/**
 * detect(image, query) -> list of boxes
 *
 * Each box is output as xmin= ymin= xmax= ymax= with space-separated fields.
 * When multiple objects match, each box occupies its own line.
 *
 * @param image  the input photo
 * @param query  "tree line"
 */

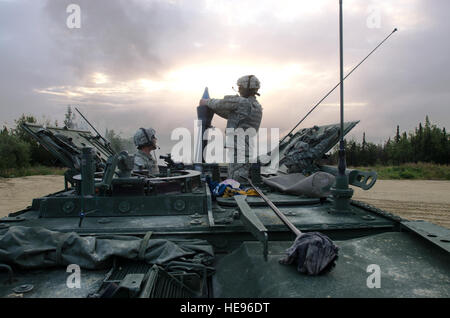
xmin=1 ymin=111 xmax=448 ymax=172
xmin=329 ymin=116 xmax=449 ymax=166
xmin=0 ymin=115 xmax=61 ymax=171
xmin=0 ymin=107 xmax=134 ymax=172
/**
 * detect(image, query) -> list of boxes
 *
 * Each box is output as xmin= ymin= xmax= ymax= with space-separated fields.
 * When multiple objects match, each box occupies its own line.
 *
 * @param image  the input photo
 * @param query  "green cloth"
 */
xmin=0 ymin=226 xmax=214 ymax=270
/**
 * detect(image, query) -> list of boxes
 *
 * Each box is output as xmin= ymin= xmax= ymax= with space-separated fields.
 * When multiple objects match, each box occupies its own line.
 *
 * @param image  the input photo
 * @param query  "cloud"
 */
xmin=0 ymin=0 xmax=449 ymax=153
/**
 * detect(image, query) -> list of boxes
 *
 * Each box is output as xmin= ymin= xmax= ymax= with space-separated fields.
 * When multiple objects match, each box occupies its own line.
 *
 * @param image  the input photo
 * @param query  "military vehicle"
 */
xmin=0 ymin=113 xmax=448 ymax=299
xmin=0 ymin=2 xmax=449 ymax=299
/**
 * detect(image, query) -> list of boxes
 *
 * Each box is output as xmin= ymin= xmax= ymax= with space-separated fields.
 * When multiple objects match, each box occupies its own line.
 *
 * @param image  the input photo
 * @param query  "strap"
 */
xmin=140 ymin=128 xmax=151 ymax=145
xmin=247 ymin=75 xmax=254 ymax=89
xmin=56 ymin=233 xmax=72 ymax=265
xmin=138 ymin=231 xmax=153 ymax=260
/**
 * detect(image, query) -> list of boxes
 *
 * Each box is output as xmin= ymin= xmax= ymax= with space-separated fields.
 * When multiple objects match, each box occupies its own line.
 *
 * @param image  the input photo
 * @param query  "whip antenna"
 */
xmin=281 ymin=27 xmax=397 ymax=144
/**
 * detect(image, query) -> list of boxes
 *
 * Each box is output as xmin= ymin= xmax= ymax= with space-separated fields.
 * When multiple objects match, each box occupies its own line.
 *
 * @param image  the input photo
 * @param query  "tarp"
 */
xmin=0 ymin=226 xmax=214 ymax=270
xmin=262 ymin=172 xmax=335 ymax=198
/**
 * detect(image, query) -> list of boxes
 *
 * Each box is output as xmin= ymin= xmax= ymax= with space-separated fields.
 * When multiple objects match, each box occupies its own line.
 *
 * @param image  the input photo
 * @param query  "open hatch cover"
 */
xmin=261 ymin=121 xmax=359 ymax=174
xmin=21 ymin=123 xmax=115 ymax=171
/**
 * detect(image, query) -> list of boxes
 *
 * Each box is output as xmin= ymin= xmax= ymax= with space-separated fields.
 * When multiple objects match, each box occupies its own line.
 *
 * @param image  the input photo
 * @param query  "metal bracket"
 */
xmin=320 ymin=165 xmax=377 ymax=190
xmin=234 ymin=195 xmax=268 ymax=261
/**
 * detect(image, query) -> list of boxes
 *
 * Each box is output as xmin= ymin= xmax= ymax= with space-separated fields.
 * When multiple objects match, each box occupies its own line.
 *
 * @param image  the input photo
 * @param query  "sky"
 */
xmin=1 ymin=0 xmax=449 ymax=157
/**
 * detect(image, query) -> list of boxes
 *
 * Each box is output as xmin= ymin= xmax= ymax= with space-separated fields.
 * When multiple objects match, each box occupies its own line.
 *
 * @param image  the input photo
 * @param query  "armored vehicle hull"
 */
xmin=0 ymin=123 xmax=448 ymax=298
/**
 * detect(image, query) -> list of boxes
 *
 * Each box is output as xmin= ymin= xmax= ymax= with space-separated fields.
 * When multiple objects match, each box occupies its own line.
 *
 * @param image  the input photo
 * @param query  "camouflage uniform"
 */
xmin=205 ymin=77 xmax=263 ymax=181
xmin=134 ymin=150 xmax=159 ymax=174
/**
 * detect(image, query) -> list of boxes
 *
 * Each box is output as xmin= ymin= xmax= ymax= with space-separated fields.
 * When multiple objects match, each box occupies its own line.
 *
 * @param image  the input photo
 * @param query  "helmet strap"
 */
xmin=247 ymin=75 xmax=254 ymax=89
xmin=140 ymin=128 xmax=155 ymax=148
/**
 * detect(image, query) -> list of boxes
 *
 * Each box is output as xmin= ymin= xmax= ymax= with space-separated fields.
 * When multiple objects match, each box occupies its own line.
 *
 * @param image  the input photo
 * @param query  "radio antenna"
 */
xmin=280 ymin=27 xmax=397 ymax=144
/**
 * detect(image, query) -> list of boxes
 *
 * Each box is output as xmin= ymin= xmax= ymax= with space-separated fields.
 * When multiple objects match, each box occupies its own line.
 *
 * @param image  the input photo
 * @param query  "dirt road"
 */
xmin=352 ymin=180 xmax=450 ymax=229
xmin=0 ymin=176 xmax=449 ymax=228
xmin=0 ymin=175 xmax=65 ymax=217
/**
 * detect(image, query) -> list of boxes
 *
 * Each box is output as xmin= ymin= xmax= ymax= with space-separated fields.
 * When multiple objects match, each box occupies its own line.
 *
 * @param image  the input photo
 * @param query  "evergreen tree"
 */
xmin=423 ymin=116 xmax=432 ymax=161
xmin=1 ymin=126 xmax=8 ymax=136
xmin=443 ymin=127 xmax=449 ymax=164
xmin=361 ymin=132 xmax=368 ymax=165
xmin=64 ymin=105 xmax=77 ymax=129
xmin=417 ymin=122 xmax=424 ymax=162
xmin=395 ymin=125 xmax=400 ymax=143
xmin=330 ymin=115 xmax=449 ymax=166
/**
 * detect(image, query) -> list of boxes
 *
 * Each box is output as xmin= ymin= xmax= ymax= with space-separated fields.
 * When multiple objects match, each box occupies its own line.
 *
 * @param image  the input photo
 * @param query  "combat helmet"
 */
xmin=236 ymin=75 xmax=260 ymax=96
xmin=134 ymin=127 xmax=157 ymax=149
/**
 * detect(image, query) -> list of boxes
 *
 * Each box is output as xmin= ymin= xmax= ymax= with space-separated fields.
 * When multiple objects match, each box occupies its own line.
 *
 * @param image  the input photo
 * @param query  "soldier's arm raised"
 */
xmin=202 ymin=96 xmax=239 ymax=119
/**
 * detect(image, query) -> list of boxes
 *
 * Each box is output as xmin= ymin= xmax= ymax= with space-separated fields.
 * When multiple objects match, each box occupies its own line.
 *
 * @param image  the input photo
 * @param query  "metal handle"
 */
xmin=244 ymin=177 xmax=302 ymax=237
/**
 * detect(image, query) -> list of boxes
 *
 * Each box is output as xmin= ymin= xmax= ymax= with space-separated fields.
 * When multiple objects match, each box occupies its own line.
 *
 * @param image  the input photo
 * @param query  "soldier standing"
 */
xmin=133 ymin=127 xmax=159 ymax=174
xmin=199 ymin=75 xmax=263 ymax=181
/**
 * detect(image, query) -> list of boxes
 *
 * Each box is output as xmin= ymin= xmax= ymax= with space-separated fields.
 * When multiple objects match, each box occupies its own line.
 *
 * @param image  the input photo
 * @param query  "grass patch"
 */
xmin=0 ymin=165 xmax=66 ymax=178
xmin=350 ymin=163 xmax=450 ymax=180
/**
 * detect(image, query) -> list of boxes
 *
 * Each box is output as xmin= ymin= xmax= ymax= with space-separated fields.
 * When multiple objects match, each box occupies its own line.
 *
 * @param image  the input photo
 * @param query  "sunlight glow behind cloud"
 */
xmin=1 ymin=0 xmax=448 ymax=146
xmin=35 ymin=62 xmax=319 ymax=104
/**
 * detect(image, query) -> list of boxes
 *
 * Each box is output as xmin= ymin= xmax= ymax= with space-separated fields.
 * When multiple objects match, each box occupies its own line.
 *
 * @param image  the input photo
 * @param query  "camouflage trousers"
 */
xmin=226 ymin=143 xmax=253 ymax=183
xmin=227 ymin=163 xmax=252 ymax=183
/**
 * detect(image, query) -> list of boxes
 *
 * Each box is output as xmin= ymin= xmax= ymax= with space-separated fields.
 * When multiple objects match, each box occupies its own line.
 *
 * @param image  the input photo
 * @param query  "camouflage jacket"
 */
xmin=133 ymin=150 xmax=159 ymax=174
xmin=206 ymin=95 xmax=263 ymax=131
xmin=206 ymin=95 xmax=263 ymax=169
